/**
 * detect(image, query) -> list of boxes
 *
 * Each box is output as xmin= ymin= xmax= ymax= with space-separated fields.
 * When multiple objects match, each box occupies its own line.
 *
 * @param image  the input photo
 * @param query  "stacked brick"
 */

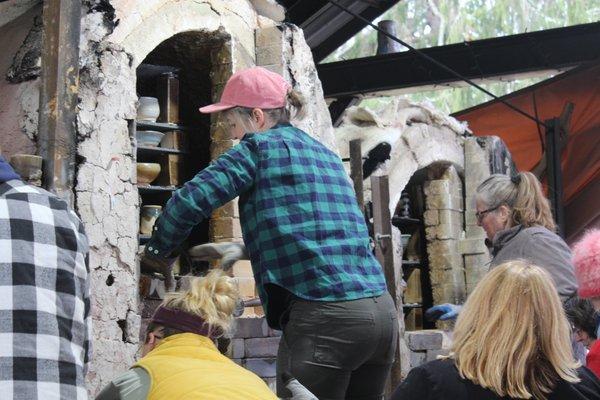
xmin=209 ymin=41 xmax=254 ymax=247
xmin=226 ymin=317 xmax=282 ymax=390
xmin=461 ymin=137 xmax=493 ymax=294
xmin=405 ymin=330 xmax=450 ymax=369
xmin=424 ymin=166 xmax=467 ymax=308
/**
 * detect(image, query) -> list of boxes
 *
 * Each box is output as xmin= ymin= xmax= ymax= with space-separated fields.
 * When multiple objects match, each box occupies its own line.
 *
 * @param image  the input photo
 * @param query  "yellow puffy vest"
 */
xmin=134 ymin=332 xmax=277 ymax=400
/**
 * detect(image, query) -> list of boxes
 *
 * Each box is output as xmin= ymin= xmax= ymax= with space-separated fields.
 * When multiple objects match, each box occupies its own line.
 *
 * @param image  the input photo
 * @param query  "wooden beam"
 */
xmin=371 ymin=175 xmax=403 ymax=392
xmin=37 ymin=0 xmax=81 ymax=203
xmin=349 ymin=139 xmax=364 ymax=210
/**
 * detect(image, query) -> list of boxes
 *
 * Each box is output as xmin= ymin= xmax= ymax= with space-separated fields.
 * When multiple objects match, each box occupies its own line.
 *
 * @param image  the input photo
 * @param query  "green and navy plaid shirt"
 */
xmin=146 ymin=124 xmax=386 ymax=324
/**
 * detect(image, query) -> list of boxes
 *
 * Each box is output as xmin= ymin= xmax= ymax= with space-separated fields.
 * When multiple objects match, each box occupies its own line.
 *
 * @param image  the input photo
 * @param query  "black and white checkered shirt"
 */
xmin=0 ymin=180 xmax=91 ymax=399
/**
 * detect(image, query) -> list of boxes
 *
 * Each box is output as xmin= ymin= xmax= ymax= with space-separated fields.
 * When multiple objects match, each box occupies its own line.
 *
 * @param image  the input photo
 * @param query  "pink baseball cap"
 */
xmin=199 ymin=67 xmax=291 ymax=113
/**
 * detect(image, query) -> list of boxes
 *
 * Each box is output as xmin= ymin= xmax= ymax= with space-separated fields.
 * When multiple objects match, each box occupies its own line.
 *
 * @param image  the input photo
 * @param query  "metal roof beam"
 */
xmin=279 ymin=0 xmax=400 ymax=62
xmin=317 ymin=22 xmax=600 ymax=98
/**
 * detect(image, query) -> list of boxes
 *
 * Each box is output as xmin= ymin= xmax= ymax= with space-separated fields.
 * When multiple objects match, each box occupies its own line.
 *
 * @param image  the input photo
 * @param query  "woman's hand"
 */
xmin=188 ymin=242 xmax=249 ymax=271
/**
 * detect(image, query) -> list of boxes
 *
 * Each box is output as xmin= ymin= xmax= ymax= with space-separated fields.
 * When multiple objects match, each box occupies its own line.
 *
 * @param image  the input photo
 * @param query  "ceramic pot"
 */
xmin=400 ymin=233 xmax=412 ymax=254
xmin=10 ymin=154 xmax=43 ymax=186
xmin=137 ymin=97 xmax=160 ymax=122
xmin=137 ymin=162 xmax=161 ymax=185
xmin=136 ymin=130 xmax=164 ymax=147
xmin=140 ymin=205 xmax=162 ymax=235
xmin=400 ymin=234 xmax=412 ymax=249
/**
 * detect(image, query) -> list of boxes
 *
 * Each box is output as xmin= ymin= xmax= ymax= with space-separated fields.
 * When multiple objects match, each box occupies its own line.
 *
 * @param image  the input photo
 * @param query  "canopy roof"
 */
xmin=453 ymin=62 xmax=600 ymax=242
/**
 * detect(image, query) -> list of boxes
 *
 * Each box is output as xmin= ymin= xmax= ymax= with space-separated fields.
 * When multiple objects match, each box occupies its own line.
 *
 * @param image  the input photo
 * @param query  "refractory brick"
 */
xmin=245 ymin=337 xmax=281 ymax=358
xmin=405 ymin=330 xmax=444 ymax=351
xmin=243 ymin=358 xmax=277 ymax=378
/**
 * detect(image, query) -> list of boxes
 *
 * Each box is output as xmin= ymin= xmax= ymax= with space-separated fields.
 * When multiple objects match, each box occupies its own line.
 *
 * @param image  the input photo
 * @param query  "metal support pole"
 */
xmin=376 ymin=20 xmax=403 ymax=55
xmin=545 ymin=119 xmax=562 ymax=235
xmin=349 ymin=139 xmax=364 ymax=211
xmin=544 ymin=103 xmax=573 ymax=237
xmin=38 ymin=0 xmax=81 ymax=204
xmin=371 ymin=175 xmax=402 ymax=393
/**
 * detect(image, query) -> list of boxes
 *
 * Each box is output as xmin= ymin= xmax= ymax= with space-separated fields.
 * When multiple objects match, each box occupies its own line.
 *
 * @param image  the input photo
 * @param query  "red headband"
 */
xmin=151 ymin=306 xmax=222 ymax=338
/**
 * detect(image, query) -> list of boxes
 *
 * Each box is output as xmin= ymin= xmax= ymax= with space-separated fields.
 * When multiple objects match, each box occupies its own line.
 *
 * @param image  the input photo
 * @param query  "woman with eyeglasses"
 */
xmin=426 ymin=171 xmax=577 ymax=321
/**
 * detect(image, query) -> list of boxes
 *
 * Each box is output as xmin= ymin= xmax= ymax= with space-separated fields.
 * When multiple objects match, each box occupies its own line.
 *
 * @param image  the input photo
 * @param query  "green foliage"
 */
xmin=323 ymin=0 xmax=600 ymax=113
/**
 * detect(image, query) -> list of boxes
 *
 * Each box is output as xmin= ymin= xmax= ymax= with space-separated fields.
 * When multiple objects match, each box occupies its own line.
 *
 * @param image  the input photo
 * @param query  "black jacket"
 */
xmin=392 ymin=359 xmax=600 ymax=400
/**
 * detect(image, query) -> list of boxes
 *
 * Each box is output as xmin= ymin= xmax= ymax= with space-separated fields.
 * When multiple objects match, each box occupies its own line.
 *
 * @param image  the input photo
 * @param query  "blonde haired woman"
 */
xmin=428 ymin=171 xmax=577 ymax=320
xmin=393 ymin=260 xmax=600 ymax=400
xmin=96 ymin=270 xmax=277 ymax=400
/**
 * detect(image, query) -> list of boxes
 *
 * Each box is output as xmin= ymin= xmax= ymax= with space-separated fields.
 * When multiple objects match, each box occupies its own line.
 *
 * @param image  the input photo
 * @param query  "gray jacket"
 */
xmin=490 ymin=224 xmax=577 ymax=300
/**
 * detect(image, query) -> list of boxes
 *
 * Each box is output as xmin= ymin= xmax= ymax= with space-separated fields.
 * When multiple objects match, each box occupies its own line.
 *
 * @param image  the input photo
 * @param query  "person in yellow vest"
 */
xmin=95 ymin=270 xmax=277 ymax=400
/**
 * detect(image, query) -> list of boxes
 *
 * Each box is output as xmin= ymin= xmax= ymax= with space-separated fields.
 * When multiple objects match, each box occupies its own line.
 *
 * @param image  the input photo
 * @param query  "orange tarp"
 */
xmin=453 ymin=62 xmax=600 ymax=240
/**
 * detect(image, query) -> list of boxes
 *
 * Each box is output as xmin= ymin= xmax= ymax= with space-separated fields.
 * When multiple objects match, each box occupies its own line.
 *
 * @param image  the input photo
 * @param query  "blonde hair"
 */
xmin=157 ymin=269 xmax=239 ymax=337
xmin=476 ymin=171 xmax=556 ymax=231
xmin=451 ymin=260 xmax=579 ymax=399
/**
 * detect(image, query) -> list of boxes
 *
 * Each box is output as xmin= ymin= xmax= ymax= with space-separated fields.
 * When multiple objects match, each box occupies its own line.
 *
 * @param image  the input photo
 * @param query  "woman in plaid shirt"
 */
xmin=145 ymin=67 xmax=397 ymax=400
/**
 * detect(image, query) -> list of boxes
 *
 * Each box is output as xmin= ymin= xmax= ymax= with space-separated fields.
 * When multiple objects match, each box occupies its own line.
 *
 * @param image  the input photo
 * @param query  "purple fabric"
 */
xmin=0 ymin=156 xmax=20 ymax=183
xmin=151 ymin=306 xmax=222 ymax=338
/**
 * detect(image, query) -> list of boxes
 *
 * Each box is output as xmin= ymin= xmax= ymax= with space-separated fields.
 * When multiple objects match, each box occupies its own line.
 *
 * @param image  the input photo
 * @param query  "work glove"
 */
xmin=189 ymin=242 xmax=252 ymax=318
xmin=188 ymin=242 xmax=249 ymax=271
xmin=141 ymin=249 xmax=178 ymax=291
xmin=281 ymin=373 xmax=318 ymax=400
xmin=425 ymin=303 xmax=462 ymax=321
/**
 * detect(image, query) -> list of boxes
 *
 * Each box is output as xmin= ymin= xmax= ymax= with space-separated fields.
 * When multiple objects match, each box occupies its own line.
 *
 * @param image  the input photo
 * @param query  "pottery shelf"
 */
xmin=136 ymin=121 xmax=190 ymax=132
xmin=403 ymin=303 xmax=423 ymax=317
xmin=391 ymin=216 xmax=421 ymax=230
xmin=402 ymin=260 xmax=421 ymax=268
xmin=138 ymin=185 xmax=178 ymax=193
xmin=140 ymin=271 xmax=184 ymax=279
xmin=140 ymin=271 xmax=186 ymax=282
xmin=136 ymin=67 xmax=200 ymax=282
xmin=137 ymin=146 xmax=190 ymax=156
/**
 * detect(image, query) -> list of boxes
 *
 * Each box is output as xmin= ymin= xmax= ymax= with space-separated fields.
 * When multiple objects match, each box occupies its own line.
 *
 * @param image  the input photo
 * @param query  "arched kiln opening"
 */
xmin=135 ymin=31 xmax=230 ymax=334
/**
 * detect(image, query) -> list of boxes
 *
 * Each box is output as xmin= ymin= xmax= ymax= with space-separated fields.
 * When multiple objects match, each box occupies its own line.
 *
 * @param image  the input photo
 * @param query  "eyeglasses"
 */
xmin=475 ymin=206 xmax=499 ymax=223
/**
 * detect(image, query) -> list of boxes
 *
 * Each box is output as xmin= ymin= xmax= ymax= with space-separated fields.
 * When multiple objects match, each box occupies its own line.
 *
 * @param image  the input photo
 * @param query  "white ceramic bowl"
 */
xmin=136 ymin=130 xmax=164 ymax=147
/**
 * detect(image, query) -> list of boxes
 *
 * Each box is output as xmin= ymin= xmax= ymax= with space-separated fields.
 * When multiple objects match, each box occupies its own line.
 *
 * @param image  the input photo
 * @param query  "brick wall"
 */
xmin=461 ymin=138 xmax=491 ymax=294
xmin=226 ymin=317 xmax=281 ymax=390
xmin=424 ymin=166 xmax=467 ymax=309
xmin=209 ymin=39 xmax=255 ymax=248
